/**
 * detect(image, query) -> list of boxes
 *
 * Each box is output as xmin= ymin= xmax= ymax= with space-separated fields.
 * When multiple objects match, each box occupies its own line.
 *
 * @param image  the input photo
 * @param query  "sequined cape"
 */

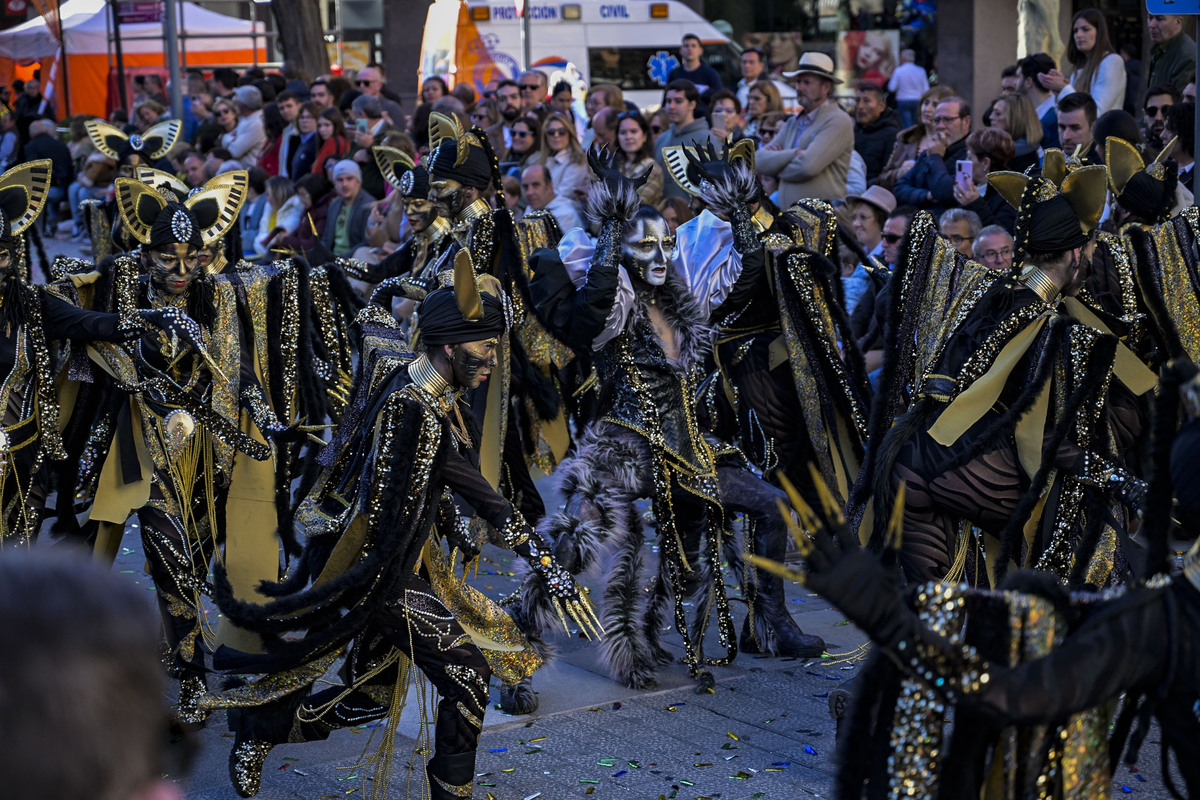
xmin=838 ymin=574 xmax=1198 ymax=799
xmin=210 ymin=306 xmax=542 ymax=684
xmin=850 ymin=213 xmax=1156 ymax=585
xmin=687 ymin=202 xmax=870 ymax=503
xmin=1128 ymin=206 xmax=1200 ymax=365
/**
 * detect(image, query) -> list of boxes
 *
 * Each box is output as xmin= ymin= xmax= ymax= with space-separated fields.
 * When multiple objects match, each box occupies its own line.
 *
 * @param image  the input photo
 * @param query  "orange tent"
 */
xmin=0 ymin=0 xmax=266 ymax=118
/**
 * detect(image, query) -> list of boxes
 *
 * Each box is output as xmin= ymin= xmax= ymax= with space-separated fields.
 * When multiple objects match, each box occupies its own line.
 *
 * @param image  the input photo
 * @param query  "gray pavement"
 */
xmin=35 ymin=227 xmax=1177 ymax=800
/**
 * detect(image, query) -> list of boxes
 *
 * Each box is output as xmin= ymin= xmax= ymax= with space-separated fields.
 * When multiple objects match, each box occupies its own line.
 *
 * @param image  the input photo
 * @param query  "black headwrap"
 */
xmin=428 ymin=139 xmax=492 ymax=190
xmin=400 ymin=164 xmax=432 ymax=200
xmin=1021 ymin=194 xmax=1091 ymax=255
xmin=419 ymin=287 xmax=507 ymax=344
xmin=1117 ymin=163 xmax=1178 ymax=223
xmin=148 ymin=201 xmax=204 ymax=250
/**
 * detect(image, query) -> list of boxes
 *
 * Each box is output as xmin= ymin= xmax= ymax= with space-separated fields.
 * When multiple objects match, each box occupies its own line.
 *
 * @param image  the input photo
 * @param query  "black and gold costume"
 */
xmin=207 ymin=280 xmax=594 ymax=799
xmin=851 ymin=161 xmax=1156 ymax=588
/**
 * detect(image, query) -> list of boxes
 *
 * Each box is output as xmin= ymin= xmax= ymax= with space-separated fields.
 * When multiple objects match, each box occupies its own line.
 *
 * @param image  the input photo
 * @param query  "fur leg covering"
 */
xmin=596 ymin=496 xmax=658 ymax=689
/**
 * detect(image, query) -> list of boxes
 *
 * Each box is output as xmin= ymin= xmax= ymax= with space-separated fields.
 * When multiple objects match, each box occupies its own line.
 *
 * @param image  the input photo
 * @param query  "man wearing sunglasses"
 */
xmin=1142 ymin=82 xmax=1180 ymax=159
xmin=354 ymin=65 xmax=404 ymax=127
xmin=518 ymin=69 xmax=548 ymax=113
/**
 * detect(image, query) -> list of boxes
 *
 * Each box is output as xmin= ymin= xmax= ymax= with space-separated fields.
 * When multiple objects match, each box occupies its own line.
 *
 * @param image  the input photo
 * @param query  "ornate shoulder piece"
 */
xmin=987 ymin=171 xmax=1029 ymax=209
xmin=453 ymin=249 xmax=482 ymax=320
xmin=135 ymin=166 xmax=188 ymax=201
xmin=1041 ymin=149 xmax=1067 ymax=186
xmin=661 ymin=145 xmax=699 ymax=197
xmin=141 ymin=120 xmax=182 ymax=160
xmin=1060 ymin=165 xmax=1108 ymax=234
xmin=184 ymin=172 xmax=248 ymax=246
xmin=114 ymin=177 xmax=168 ymax=245
xmin=1106 ymin=137 xmax=1144 ymax=196
xmin=0 ymin=159 xmax=52 ymax=238
xmin=429 ymin=112 xmax=468 ymax=168
xmin=84 ymin=120 xmax=129 ymax=161
xmin=373 ymin=145 xmax=415 ymax=192
xmin=727 ymin=137 xmax=757 ymax=173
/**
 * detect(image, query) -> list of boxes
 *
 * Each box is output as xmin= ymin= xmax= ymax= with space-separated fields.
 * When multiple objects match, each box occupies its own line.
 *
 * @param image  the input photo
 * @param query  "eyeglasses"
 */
xmin=980 ymin=247 xmax=1013 ymax=261
xmin=512 ymin=130 xmax=533 ymax=138
xmin=759 ymin=128 xmax=777 ymax=138
xmin=216 ymin=108 xmax=233 ymax=116
xmin=947 ymin=234 xmax=974 ymax=246
xmin=519 ymin=84 xmax=540 ymax=93
xmin=1145 ymin=105 xmax=1169 ymax=118
xmin=546 ymin=128 xmax=569 ymax=137
xmin=932 ymin=115 xmax=965 ymax=125
xmin=356 ymin=79 xmax=378 ymax=86
xmin=881 ymin=233 xmax=903 ymax=243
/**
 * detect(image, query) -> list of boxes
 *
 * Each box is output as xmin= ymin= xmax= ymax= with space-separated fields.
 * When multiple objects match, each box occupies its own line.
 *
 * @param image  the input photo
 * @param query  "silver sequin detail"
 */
xmin=130 ymin=133 xmax=145 ymax=151
xmin=171 ymin=209 xmax=194 ymax=242
xmin=400 ymin=170 xmax=415 ymax=196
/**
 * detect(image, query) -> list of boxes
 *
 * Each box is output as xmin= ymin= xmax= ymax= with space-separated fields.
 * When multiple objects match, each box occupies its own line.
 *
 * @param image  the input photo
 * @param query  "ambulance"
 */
xmin=419 ymin=0 xmax=741 ymax=110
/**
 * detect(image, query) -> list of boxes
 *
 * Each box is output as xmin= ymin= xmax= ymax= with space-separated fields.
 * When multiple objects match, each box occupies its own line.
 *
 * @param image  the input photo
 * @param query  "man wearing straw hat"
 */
xmin=755 ymin=52 xmax=854 ymax=204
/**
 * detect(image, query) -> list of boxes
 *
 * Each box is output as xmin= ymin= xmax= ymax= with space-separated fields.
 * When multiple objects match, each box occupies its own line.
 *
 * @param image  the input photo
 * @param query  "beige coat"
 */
xmin=755 ymin=100 xmax=854 ymax=206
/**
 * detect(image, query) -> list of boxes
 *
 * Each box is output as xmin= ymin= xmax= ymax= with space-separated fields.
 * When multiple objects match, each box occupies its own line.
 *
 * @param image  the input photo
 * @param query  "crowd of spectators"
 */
xmin=3 ymin=7 xmax=1193 ymax=293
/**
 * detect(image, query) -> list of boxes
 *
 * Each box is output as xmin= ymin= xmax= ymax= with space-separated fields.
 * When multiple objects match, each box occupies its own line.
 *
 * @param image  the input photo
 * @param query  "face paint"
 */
xmin=118 ymin=154 xmax=146 ymax=180
xmin=147 ymin=242 xmax=202 ymax=296
xmin=404 ymin=198 xmax=439 ymax=234
xmin=195 ymin=240 xmax=226 ymax=275
xmin=448 ymin=338 xmax=498 ymax=389
xmin=621 ymin=216 xmax=674 ymax=287
xmin=0 ymin=244 xmax=14 ymax=276
xmin=429 ymin=178 xmax=467 ymax=219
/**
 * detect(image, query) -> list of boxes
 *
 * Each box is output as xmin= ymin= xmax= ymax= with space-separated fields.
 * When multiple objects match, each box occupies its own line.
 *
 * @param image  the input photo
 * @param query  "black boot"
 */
xmin=428 ymin=751 xmax=477 ymax=799
xmin=740 ymin=572 xmax=825 ymax=657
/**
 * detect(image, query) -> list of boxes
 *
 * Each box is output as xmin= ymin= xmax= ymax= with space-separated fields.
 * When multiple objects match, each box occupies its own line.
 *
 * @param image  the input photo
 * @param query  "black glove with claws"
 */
xmin=138 ymin=307 xmax=208 ymax=354
xmin=585 ymin=143 xmax=649 ymax=224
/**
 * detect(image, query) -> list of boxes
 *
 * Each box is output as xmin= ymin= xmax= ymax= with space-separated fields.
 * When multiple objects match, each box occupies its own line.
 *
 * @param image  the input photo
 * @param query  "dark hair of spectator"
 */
xmin=663 ymin=79 xmax=700 ymax=106
xmin=966 ymin=127 xmax=1015 ymax=169
xmin=1057 ymin=91 xmax=1098 ymax=124
xmin=1145 ymin=82 xmax=1182 ymax=106
xmin=247 ymin=166 xmax=269 ymax=195
xmin=1166 ymin=102 xmax=1195 ymax=156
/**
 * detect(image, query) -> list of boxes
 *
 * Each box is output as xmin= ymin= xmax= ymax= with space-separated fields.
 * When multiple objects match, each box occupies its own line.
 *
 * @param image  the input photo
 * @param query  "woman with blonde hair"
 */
xmin=988 ymin=92 xmax=1043 ymax=172
xmin=539 ymin=111 xmax=589 ymax=206
xmin=873 ymin=84 xmax=955 ymax=189
xmin=744 ymin=79 xmax=783 ymax=138
xmin=254 ymin=175 xmax=305 ymax=257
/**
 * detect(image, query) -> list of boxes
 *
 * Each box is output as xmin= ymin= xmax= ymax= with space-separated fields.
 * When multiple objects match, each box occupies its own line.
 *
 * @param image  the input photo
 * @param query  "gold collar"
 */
xmin=1022 ymin=267 xmax=1061 ymax=305
xmin=422 ymin=216 xmax=451 ymax=243
xmin=751 ymin=206 xmax=775 ymax=235
xmin=410 ymin=354 xmax=452 ymax=404
xmin=454 ymin=198 xmax=491 ymax=228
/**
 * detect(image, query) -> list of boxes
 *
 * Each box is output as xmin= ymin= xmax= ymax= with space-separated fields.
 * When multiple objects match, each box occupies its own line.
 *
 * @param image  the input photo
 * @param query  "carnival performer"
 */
xmin=384 ymin=112 xmax=566 ymax=520
xmin=54 ymin=175 xmax=299 ymax=723
xmin=849 ymin=159 xmax=1157 ymax=588
xmin=664 ymin=140 xmax=869 ymax=494
xmin=654 ymin=139 xmax=870 ymax=657
xmin=206 ymin=269 xmax=598 ymax=799
xmin=0 ymin=160 xmax=199 ymax=545
xmin=80 ymin=119 xmax=182 ymax=259
xmin=508 ymin=149 xmax=821 ymax=707
xmin=755 ymin=372 xmax=1200 ymax=800
xmin=334 ymin=146 xmax=453 ymax=287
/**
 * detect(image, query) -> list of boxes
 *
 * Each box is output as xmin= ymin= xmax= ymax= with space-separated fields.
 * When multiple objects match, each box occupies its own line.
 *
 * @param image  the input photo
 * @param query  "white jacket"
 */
xmin=254 ymin=195 xmax=305 ymax=257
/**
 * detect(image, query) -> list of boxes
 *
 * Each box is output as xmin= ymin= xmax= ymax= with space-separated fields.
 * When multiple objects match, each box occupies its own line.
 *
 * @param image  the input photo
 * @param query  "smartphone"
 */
xmin=356 ymin=118 xmax=368 ymax=134
xmin=956 ymin=160 xmax=973 ymax=188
